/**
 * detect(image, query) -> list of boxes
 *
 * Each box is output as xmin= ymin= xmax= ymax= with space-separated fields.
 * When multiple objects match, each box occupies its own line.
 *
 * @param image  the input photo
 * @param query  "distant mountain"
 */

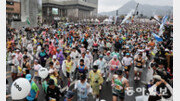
xmin=98 ymin=0 xmax=173 ymax=17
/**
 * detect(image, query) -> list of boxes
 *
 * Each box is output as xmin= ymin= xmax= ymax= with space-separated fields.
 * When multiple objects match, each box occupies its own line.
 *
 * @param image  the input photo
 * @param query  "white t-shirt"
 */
xmin=33 ymin=64 xmax=42 ymax=76
xmin=122 ymin=57 xmax=133 ymax=66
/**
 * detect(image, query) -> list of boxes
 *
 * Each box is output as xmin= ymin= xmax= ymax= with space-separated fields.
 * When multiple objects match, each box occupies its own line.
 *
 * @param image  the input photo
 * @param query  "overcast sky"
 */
xmin=98 ymin=0 xmax=173 ymax=13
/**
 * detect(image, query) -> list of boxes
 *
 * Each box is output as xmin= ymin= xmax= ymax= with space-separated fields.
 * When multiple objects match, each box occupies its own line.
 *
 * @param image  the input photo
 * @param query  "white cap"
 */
xmin=165 ymin=49 xmax=169 ymax=51
xmin=12 ymin=53 xmax=16 ymax=56
xmin=53 ymin=55 xmax=57 ymax=59
xmin=16 ymin=49 xmax=20 ymax=52
xmin=114 ymin=55 xmax=117 ymax=58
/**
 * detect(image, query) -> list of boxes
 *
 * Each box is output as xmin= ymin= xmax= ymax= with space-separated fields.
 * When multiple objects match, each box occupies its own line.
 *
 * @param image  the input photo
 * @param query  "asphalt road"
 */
xmin=6 ymin=52 xmax=150 ymax=101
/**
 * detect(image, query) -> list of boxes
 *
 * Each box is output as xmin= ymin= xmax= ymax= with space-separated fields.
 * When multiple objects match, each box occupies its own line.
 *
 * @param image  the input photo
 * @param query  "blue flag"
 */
xmin=152 ymin=33 xmax=163 ymax=42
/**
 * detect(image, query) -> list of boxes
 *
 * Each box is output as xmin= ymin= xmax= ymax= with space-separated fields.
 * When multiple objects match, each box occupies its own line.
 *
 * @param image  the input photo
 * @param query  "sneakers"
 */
xmin=99 ymin=85 xmax=102 ymax=90
xmin=96 ymin=98 xmax=99 ymax=101
xmin=106 ymin=78 xmax=109 ymax=82
xmin=137 ymin=77 xmax=140 ymax=80
xmin=134 ymin=76 xmax=137 ymax=80
xmin=66 ymin=87 xmax=69 ymax=91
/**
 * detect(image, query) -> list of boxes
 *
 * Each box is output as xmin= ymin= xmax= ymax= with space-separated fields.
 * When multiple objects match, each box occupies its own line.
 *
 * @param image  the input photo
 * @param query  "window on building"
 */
xmin=52 ymin=8 xmax=58 ymax=15
xmin=6 ymin=7 xmax=14 ymax=11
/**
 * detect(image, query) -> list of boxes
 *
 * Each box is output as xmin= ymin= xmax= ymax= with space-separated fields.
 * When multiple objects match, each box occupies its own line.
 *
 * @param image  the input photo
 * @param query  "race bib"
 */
xmin=115 ymin=85 xmax=123 ymax=90
xmin=137 ymin=63 xmax=142 ymax=66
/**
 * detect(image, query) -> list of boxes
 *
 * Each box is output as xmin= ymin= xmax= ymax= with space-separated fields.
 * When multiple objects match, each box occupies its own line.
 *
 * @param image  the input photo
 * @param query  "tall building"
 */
xmin=6 ymin=0 xmax=21 ymax=25
xmin=21 ymin=0 xmax=42 ymax=27
xmin=42 ymin=0 xmax=98 ymax=24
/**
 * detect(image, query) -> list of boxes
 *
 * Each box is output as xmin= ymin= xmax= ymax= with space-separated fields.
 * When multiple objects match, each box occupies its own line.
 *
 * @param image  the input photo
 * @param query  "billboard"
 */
xmin=52 ymin=8 xmax=58 ymax=15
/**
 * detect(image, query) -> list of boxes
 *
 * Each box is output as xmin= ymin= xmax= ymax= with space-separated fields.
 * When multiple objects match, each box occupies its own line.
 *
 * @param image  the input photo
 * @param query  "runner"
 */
xmin=134 ymin=53 xmax=145 ymax=80
xmin=74 ymin=74 xmax=91 ymax=101
xmin=89 ymin=65 xmax=103 ymax=101
xmin=107 ymin=55 xmax=122 ymax=82
xmin=26 ymin=74 xmax=40 ymax=101
xmin=62 ymin=56 xmax=74 ymax=91
xmin=121 ymin=53 xmax=133 ymax=78
xmin=112 ymin=70 xmax=129 ymax=101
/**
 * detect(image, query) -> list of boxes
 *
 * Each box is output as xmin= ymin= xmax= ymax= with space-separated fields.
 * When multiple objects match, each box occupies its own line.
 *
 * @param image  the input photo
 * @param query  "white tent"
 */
xmin=103 ymin=18 xmax=113 ymax=24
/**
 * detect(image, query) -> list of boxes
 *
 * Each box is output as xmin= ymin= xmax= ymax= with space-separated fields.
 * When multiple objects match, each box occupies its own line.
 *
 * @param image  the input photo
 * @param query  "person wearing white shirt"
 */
xmin=70 ymin=48 xmax=81 ymax=71
xmin=94 ymin=55 xmax=107 ymax=77
xmin=121 ymin=53 xmax=133 ymax=78
xmin=85 ymin=50 xmax=93 ymax=69
xmin=33 ymin=60 xmax=43 ymax=84
xmin=79 ymin=53 xmax=90 ymax=69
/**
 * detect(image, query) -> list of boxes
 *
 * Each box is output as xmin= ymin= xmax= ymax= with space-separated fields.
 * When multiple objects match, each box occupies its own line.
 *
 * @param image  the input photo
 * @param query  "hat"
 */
xmin=34 ymin=59 xmax=38 ymax=62
xmin=86 ymin=50 xmax=89 ymax=52
xmin=48 ymin=79 xmax=55 ymax=85
xmin=65 ymin=91 xmax=75 ymax=99
xmin=12 ymin=53 xmax=16 ymax=56
xmin=126 ymin=53 xmax=130 ymax=56
xmin=99 ymin=54 xmax=103 ymax=58
xmin=16 ymin=49 xmax=20 ymax=52
xmin=165 ymin=49 xmax=169 ymax=51
xmin=53 ymin=55 xmax=56 ymax=59
xmin=26 ymin=74 xmax=32 ymax=81
xmin=114 ymin=55 xmax=117 ymax=58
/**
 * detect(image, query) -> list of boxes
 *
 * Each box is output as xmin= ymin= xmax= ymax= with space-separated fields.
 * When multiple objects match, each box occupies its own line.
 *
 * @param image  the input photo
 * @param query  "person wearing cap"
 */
xmin=64 ymin=90 xmax=75 ymax=101
xmin=85 ymin=50 xmax=93 ymax=69
xmin=112 ymin=70 xmax=129 ymax=101
xmin=94 ymin=54 xmax=107 ymax=78
xmin=79 ymin=53 xmax=90 ymax=69
xmin=52 ymin=55 xmax=60 ymax=73
xmin=104 ymin=51 xmax=112 ymax=62
xmin=15 ymin=49 xmax=23 ymax=67
xmin=107 ymin=55 xmax=122 ymax=82
xmin=80 ymin=44 xmax=86 ymax=54
xmin=111 ymin=49 xmax=120 ymax=60
xmin=33 ymin=60 xmax=43 ymax=84
xmin=121 ymin=53 xmax=133 ymax=78
xmin=48 ymin=61 xmax=58 ymax=77
xmin=38 ymin=47 xmax=48 ymax=67
xmin=45 ymin=79 xmax=62 ymax=101
xmin=74 ymin=74 xmax=91 ymax=101
xmin=89 ymin=65 xmax=103 ymax=101
xmin=26 ymin=74 xmax=39 ymax=101
xmin=9 ymin=53 xmax=19 ymax=81
xmin=70 ymin=47 xmax=81 ymax=70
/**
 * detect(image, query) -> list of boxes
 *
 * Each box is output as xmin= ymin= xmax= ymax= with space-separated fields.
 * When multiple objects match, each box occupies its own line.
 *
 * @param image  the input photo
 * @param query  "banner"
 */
xmin=159 ymin=15 xmax=168 ymax=36
xmin=121 ymin=9 xmax=135 ymax=25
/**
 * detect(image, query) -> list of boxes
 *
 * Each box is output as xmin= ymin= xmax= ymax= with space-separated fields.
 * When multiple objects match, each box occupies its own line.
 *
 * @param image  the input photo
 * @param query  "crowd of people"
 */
xmin=6 ymin=21 xmax=173 ymax=101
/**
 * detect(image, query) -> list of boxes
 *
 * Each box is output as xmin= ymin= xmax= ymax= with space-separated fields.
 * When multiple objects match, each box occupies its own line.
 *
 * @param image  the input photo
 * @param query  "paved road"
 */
xmin=6 ymin=52 xmax=150 ymax=101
